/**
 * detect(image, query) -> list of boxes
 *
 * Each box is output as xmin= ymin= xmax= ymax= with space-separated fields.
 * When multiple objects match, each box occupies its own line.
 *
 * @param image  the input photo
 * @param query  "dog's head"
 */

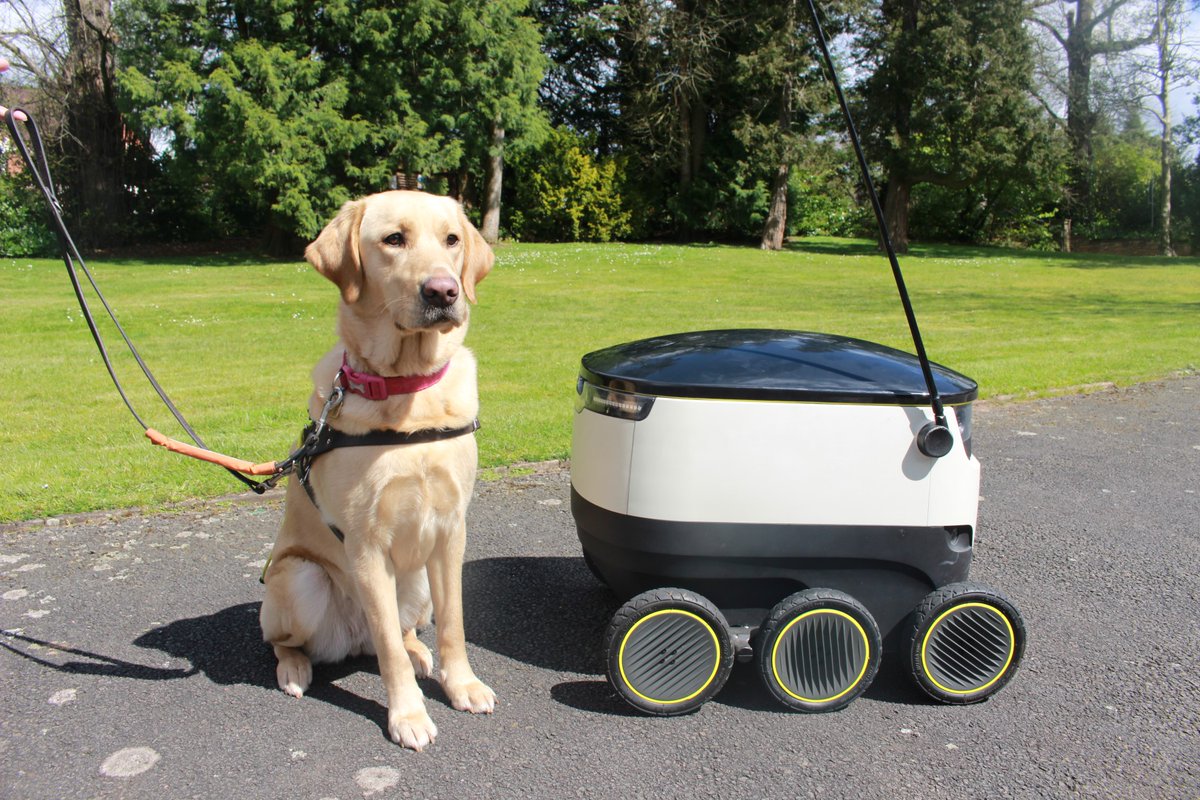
xmin=306 ymin=191 xmax=494 ymax=342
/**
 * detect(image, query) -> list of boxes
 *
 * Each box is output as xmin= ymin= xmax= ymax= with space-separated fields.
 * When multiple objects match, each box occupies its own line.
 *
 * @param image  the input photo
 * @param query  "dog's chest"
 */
xmin=316 ymin=438 xmax=475 ymax=561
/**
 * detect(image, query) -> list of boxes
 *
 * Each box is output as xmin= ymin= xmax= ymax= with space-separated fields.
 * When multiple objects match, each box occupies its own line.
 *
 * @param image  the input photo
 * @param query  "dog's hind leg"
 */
xmin=260 ymin=557 xmax=332 ymax=698
xmin=404 ymin=628 xmax=433 ymax=678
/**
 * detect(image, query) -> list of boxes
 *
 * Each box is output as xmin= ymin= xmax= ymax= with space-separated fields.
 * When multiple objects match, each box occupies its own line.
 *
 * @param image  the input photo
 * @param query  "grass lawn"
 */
xmin=1 ymin=239 xmax=1197 ymax=522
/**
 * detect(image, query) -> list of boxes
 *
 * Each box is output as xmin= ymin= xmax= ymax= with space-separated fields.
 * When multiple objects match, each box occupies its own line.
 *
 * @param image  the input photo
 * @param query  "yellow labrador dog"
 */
xmin=260 ymin=190 xmax=495 ymax=751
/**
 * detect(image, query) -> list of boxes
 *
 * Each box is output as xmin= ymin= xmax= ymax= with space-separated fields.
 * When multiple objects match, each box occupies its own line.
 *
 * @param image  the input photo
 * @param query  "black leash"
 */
xmin=4 ymin=105 xmax=483 ymax=500
xmin=4 ymin=107 xmax=269 ymax=491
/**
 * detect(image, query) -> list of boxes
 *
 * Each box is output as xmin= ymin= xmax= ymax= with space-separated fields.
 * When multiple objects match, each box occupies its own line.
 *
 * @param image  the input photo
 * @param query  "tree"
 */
xmin=615 ymin=0 xmax=733 ymax=197
xmin=733 ymin=0 xmax=847 ymax=250
xmin=0 ymin=0 xmax=67 ymax=125
xmin=1028 ymin=0 xmax=1158 ymax=245
xmin=1112 ymin=0 xmax=1198 ymax=254
xmin=859 ymin=0 xmax=1049 ymax=252
xmin=117 ymin=0 xmax=376 ymax=250
xmin=1091 ymin=118 xmax=1159 ymax=233
xmin=611 ymin=0 xmax=788 ymax=240
xmin=507 ymin=126 xmax=631 ymax=241
xmin=435 ymin=0 xmax=547 ymax=243
xmin=1179 ymin=110 xmax=1200 ymax=249
xmin=115 ymin=0 xmax=545 ymax=249
xmin=62 ymin=0 xmax=128 ymax=245
xmin=753 ymin=0 xmax=800 ymax=251
xmin=533 ymin=0 xmax=621 ymax=152
xmin=2 ymin=0 xmax=131 ymax=248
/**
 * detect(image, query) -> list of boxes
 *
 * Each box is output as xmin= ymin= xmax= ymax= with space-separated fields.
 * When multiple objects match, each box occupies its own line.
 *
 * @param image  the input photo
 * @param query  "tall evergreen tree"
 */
xmin=115 ymin=0 xmax=544 ymax=249
xmin=435 ymin=0 xmax=547 ymax=242
xmin=532 ymin=0 xmax=621 ymax=151
xmin=615 ymin=0 xmax=733 ymax=195
xmin=739 ymin=0 xmax=858 ymax=250
xmin=858 ymin=0 xmax=1049 ymax=251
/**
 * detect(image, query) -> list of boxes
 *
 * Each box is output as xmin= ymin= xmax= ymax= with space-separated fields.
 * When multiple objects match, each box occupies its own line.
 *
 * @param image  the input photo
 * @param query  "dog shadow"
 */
xmin=133 ymin=602 xmax=275 ymax=688
xmin=132 ymin=602 xmax=400 ymax=733
xmin=126 ymin=558 xmax=621 ymax=727
xmin=53 ymin=557 xmax=614 ymax=729
xmin=1 ymin=602 xmax=363 ymax=696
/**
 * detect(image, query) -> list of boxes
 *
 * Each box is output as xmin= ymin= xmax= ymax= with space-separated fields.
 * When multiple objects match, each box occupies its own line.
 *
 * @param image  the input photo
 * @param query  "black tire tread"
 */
xmin=757 ymin=587 xmax=882 ymax=713
xmin=605 ymin=588 xmax=734 ymax=716
xmin=906 ymin=580 xmax=1026 ymax=705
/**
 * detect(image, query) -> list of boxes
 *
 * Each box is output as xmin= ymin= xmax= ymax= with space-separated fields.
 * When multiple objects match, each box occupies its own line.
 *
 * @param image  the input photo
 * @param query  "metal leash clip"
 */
xmin=293 ymin=379 xmax=346 ymax=486
xmin=313 ymin=381 xmax=346 ymax=438
xmin=258 ymin=379 xmax=346 ymax=491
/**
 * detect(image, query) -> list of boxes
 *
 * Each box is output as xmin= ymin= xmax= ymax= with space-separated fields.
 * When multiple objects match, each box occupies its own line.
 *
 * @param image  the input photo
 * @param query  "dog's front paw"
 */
xmin=442 ymin=675 xmax=497 ymax=714
xmin=388 ymin=707 xmax=438 ymax=751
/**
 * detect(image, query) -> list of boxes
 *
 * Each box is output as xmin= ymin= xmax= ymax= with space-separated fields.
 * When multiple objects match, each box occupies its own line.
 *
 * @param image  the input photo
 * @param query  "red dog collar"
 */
xmin=338 ymin=353 xmax=450 ymax=400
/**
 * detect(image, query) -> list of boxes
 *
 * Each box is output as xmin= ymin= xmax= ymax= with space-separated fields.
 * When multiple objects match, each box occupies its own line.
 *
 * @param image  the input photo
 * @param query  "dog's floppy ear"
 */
xmin=306 ymin=199 xmax=366 ymax=304
xmin=458 ymin=209 xmax=494 ymax=304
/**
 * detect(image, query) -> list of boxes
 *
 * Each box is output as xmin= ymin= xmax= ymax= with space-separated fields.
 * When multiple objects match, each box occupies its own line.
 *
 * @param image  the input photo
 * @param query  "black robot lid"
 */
xmin=579 ymin=330 xmax=978 ymax=405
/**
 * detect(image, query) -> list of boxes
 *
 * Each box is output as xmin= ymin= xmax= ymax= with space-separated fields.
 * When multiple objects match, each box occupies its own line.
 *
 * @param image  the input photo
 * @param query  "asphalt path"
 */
xmin=2 ymin=377 xmax=1198 ymax=799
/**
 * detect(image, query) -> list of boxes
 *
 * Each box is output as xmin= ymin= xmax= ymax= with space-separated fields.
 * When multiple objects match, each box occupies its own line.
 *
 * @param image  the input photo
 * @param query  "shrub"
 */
xmin=0 ymin=168 xmax=57 ymax=257
xmin=508 ymin=127 xmax=632 ymax=242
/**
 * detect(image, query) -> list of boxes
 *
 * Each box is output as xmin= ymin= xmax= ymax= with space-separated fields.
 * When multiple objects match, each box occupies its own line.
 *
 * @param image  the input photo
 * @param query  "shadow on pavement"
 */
xmin=1 ymin=629 xmax=197 ymax=681
xmin=134 ymin=602 xmax=274 ymax=689
xmin=462 ymin=556 xmax=615 ymax=676
xmin=134 ymin=601 xmax=395 ymax=737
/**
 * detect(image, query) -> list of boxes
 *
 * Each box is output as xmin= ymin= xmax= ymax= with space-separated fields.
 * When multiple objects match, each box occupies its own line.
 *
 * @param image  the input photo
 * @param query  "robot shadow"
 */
xmin=461 ymin=557 xmax=931 ymax=715
xmin=462 ymin=556 xmax=616 ymax=677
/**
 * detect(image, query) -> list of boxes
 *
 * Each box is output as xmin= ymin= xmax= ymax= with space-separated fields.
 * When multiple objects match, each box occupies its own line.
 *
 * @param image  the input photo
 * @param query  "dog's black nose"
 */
xmin=421 ymin=275 xmax=459 ymax=308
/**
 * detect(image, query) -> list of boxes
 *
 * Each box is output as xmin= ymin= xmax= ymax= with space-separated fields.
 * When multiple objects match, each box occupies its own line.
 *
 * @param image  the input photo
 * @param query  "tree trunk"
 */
xmin=480 ymin=118 xmax=504 ymax=244
xmin=1064 ymin=0 xmax=1096 ymax=223
xmin=1156 ymin=0 xmax=1175 ymax=257
xmin=1158 ymin=76 xmax=1174 ymax=257
xmin=760 ymin=69 xmax=793 ymax=252
xmin=451 ymin=164 xmax=470 ymax=204
xmin=61 ymin=0 xmax=127 ymax=248
xmin=688 ymin=101 xmax=706 ymax=188
xmin=677 ymin=92 xmax=706 ymax=190
xmin=760 ymin=163 xmax=789 ymax=250
xmin=882 ymin=177 xmax=911 ymax=254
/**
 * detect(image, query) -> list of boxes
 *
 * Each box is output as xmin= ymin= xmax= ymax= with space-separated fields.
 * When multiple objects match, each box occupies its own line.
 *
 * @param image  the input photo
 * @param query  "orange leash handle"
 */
xmin=145 ymin=429 xmax=280 ymax=476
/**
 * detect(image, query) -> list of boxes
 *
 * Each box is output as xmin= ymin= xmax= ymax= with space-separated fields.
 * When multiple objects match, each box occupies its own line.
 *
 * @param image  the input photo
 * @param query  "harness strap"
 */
xmin=300 ymin=479 xmax=346 ymax=542
xmin=294 ymin=418 xmax=480 ymax=543
xmin=301 ymin=419 xmax=481 ymax=460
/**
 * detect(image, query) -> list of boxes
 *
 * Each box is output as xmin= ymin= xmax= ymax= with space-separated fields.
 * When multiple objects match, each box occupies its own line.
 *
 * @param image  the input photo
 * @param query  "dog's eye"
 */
xmin=384 ymin=232 xmax=406 ymax=247
xmin=446 ymin=234 xmax=460 ymax=247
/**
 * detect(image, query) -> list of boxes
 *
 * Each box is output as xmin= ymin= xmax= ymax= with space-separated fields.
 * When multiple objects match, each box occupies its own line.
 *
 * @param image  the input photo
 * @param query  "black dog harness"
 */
xmin=274 ymin=357 xmax=480 ymax=543
xmin=293 ymin=417 xmax=480 ymax=542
